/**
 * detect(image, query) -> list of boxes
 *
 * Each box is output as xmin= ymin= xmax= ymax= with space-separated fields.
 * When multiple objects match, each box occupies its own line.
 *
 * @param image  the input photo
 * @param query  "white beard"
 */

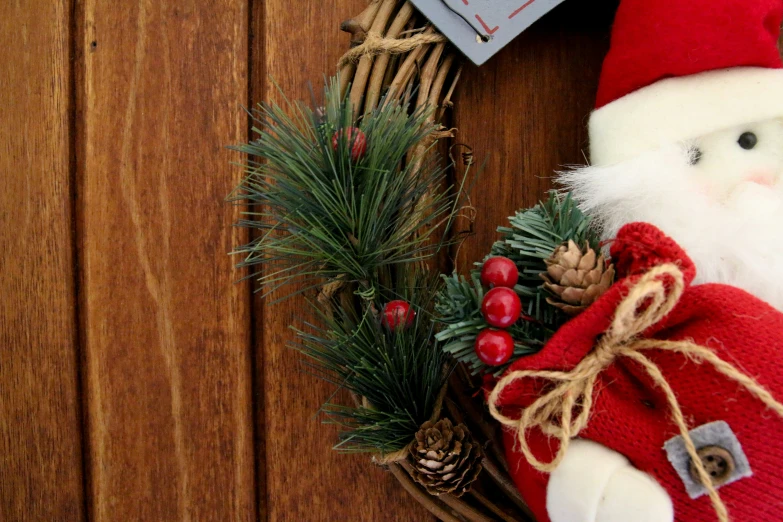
xmin=558 ymin=145 xmax=783 ymax=311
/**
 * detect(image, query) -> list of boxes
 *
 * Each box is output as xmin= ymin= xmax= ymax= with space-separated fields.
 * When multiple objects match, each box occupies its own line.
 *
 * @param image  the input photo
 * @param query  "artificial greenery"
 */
xmin=294 ymin=273 xmax=451 ymax=454
xmin=229 ymin=77 xmax=456 ymax=301
xmin=230 ymin=77 xmax=466 ymax=454
xmin=436 ymin=192 xmax=600 ymax=375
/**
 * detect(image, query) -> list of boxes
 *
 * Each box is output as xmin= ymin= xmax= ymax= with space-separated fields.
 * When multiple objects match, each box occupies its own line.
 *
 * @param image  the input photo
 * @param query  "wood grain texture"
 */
xmin=0 ymin=0 xmax=85 ymax=520
xmin=0 ymin=0 xmax=620 ymax=519
xmin=254 ymin=1 xmax=435 ymax=519
xmin=452 ymin=2 xmax=615 ymax=273
xmin=78 ymin=0 xmax=254 ymax=520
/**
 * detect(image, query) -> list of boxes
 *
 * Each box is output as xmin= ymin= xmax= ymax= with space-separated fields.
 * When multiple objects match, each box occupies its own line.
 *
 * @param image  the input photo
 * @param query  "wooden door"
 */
xmin=1 ymin=1 xmax=612 ymax=519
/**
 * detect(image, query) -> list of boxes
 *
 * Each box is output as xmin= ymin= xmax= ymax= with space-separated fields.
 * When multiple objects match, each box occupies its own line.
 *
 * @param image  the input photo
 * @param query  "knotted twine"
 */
xmin=487 ymin=263 xmax=783 ymax=522
xmin=338 ymin=32 xmax=448 ymax=68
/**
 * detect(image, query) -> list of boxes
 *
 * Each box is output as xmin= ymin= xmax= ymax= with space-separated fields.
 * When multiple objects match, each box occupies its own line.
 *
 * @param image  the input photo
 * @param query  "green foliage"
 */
xmin=492 ymin=191 xmax=599 ymax=285
xmin=229 ymin=77 xmax=467 ymax=455
xmin=436 ymin=191 xmax=599 ymax=375
xmin=294 ymin=274 xmax=451 ymax=454
xmin=229 ymin=77 xmax=456 ymax=299
xmin=435 ymin=272 xmax=552 ymax=376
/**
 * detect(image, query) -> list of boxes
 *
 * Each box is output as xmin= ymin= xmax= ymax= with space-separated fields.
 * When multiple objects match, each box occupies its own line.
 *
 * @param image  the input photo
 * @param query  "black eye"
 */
xmin=689 ymin=146 xmax=703 ymax=165
xmin=738 ymin=132 xmax=758 ymax=150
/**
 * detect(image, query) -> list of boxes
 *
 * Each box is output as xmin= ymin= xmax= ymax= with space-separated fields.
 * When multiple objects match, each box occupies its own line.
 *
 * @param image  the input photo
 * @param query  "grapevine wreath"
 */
xmin=230 ymin=0 xmax=783 ymax=521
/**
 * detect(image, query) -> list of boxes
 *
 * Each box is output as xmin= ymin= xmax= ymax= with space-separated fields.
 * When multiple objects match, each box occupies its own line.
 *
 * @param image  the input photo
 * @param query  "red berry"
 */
xmin=383 ymin=300 xmax=415 ymax=330
xmin=331 ymin=127 xmax=367 ymax=162
xmin=475 ymin=329 xmax=515 ymax=366
xmin=481 ymin=287 xmax=522 ymax=328
xmin=480 ymin=256 xmax=519 ymax=288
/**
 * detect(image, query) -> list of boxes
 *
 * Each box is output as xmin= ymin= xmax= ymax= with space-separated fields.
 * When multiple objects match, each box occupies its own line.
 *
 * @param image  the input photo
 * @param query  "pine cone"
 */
xmin=408 ymin=418 xmax=483 ymax=497
xmin=541 ymin=240 xmax=615 ymax=316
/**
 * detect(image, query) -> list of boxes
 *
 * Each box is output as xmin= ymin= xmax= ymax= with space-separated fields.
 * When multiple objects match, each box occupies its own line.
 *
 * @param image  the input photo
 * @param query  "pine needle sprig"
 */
xmin=436 ymin=191 xmax=599 ymax=375
xmin=491 ymin=191 xmax=598 ymax=281
xmin=434 ymin=272 xmax=552 ymax=375
xmin=293 ymin=274 xmax=452 ymax=454
xmin=229 ymin=77 xmax=457 ymax=299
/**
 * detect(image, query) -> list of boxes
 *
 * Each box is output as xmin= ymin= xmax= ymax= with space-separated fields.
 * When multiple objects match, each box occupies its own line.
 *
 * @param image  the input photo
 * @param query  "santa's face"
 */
xmin=689 ymin=119 xmax=783 ymax=203
xmin=560 ymin=117 xmax=783 ymax=311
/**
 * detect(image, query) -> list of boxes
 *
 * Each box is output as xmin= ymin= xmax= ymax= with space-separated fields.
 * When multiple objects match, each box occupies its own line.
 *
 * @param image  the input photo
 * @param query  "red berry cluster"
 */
xmin=475 ymin=257 xmax=520 ymax=367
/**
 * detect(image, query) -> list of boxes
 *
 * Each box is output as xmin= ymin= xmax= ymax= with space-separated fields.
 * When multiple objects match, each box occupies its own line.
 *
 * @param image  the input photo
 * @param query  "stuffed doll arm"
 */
xmin=547 ymin=439 xmax=673 ymax=522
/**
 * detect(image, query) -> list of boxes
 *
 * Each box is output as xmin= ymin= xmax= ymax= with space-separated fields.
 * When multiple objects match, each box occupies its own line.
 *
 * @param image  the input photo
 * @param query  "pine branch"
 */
xmin=436 ymin=192 xmax=599 ymax=375
xmin=435 ymin=272 xmax=551 ymax=375
xmin=229 ymin=76 xmax=459 ymax=299
xmin=227 ymin=75 xmax=475 ymax=456
xmin=293 ymin=273 xmax=452 ymax=454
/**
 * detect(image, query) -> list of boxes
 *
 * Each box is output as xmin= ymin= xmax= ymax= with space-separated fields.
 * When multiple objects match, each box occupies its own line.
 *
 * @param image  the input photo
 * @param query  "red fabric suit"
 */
xmin=491 ymin=223 xmax=783 ymax=521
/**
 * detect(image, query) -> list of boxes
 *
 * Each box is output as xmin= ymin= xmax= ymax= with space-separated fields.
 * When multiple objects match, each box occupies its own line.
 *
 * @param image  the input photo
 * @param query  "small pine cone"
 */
xmin=541 ymin=240 xmax=615 ymax=316
xmin=408 ymin=418 xmax=483 ymax=497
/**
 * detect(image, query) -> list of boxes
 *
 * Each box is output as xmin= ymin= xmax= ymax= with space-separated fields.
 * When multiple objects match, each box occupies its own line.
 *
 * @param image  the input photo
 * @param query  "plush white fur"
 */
xmin=547 ymin=439 xmax=673 ymax=522
xmin=559 ymin=118 xmax=783 ymax=311
xmin=589 ymin=68 xmax=783 ymax=166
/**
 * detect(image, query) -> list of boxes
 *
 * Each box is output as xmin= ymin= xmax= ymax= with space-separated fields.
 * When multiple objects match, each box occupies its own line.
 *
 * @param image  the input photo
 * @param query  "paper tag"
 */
xmin=410 ymin=0 xmax=566 ymax=65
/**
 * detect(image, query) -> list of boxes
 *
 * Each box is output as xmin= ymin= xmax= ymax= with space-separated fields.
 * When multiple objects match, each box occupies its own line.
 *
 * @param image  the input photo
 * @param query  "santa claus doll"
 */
xmin=490 ymin=1 xmax=783 ymax=521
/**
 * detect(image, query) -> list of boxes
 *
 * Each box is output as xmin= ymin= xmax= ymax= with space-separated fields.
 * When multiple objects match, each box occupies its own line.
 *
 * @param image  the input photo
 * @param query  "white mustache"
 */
xmin=558 ymin=145 xmax=783 ymax=311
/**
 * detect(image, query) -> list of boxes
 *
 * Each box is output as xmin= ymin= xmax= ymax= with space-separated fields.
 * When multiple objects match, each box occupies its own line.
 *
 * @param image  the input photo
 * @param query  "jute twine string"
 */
xmin=487 ymin=263 xmax=783 ymax=522
xmin=338 ymin=32 xmax=448 ymax=68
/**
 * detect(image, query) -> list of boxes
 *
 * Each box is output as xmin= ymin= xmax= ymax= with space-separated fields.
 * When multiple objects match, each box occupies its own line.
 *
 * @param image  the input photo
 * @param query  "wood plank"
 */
xmin=255 ymin=1 xmax=435 ymax=519
xmin=78 ymin=1 xmax=254 ymax=519
xmin=0 ymin=0 xmax=85 ymax=520
xmin=453 ymin=2 xmax=615 ymax=271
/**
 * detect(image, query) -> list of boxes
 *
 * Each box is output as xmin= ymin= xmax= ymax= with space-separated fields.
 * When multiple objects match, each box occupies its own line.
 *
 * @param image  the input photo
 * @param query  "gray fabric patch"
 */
xmin=663 ymin=421 xmax=752 ymax=499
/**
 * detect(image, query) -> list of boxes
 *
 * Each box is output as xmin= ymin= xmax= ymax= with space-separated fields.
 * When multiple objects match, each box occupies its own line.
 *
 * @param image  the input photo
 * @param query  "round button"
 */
xmin=688 ymin=446 xmax=735 ymax=487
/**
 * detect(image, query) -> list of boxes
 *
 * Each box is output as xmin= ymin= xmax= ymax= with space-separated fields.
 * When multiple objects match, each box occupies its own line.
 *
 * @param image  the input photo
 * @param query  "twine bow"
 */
xmin=488 ymin=263 xmax=783 ymax=522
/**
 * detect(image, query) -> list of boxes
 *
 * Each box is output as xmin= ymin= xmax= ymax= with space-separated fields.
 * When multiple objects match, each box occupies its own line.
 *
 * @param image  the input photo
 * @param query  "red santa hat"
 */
xmin=589 ymin=0 xmax=783 ymax=166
